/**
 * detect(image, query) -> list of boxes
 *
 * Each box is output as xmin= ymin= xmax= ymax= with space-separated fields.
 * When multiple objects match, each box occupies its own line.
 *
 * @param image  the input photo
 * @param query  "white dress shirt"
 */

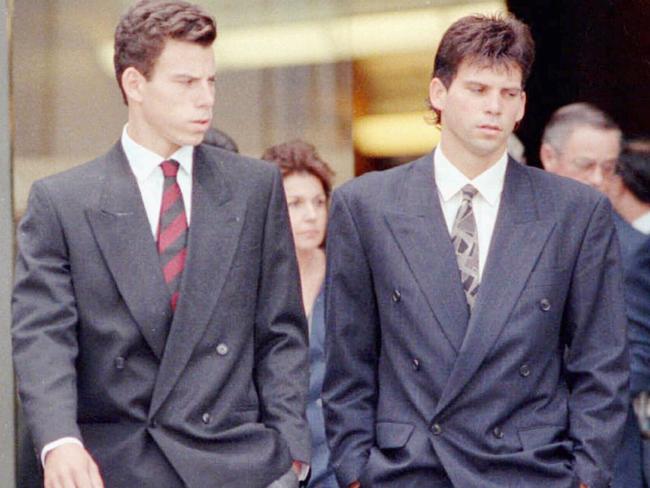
xmin=41 ymin=126 xmax=194 ymax=465
xmin=121 ymin=125 xmax=194 ymax=235
xmin=434 ymin=147 xmax=508 ymax=279
xmin=632 ymin=211 xmax=650 ymax=235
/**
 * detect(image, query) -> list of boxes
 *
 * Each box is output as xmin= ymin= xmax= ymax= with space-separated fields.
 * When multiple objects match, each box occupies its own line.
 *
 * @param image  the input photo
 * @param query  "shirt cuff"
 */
xmin=41 ymin=437 xmax=84 ymax=467
xmin=296 ymin=461 xmax=310 ymax=481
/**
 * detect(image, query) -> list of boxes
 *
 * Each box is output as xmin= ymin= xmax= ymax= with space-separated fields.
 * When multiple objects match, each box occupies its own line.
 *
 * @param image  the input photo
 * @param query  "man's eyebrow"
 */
xmin=462 ymin=79 xmax=522 ymax=90
xmin=171 ymin=73 xmax=196 ymax=80
xmin=171 ymin=72 xmax=217 ymax=80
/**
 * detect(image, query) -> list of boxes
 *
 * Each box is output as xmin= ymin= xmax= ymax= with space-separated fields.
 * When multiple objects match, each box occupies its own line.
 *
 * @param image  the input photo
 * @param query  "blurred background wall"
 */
xmin=509 ymin=0 xmax=650 ymax=167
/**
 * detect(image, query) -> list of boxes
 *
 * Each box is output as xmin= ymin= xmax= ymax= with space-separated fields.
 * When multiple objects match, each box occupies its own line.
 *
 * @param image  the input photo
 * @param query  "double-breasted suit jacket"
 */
xmin=12 ymin=142 xmax=311 ymax=488
xmin=323 ymin=153 xmax=628 ymax=488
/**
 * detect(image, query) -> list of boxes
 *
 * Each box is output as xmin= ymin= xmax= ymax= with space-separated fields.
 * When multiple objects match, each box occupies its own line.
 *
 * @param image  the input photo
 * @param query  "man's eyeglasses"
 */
xmin=569 ymin=157 xmax=618 ymax=177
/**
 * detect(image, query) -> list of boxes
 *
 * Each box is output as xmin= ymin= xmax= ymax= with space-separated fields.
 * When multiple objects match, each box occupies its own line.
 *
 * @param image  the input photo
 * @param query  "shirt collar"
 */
xmin=121 ymin=125 xmax=194 ymax=182
xmin=633 ymin=211 xmax=650 ymax=235
xmin=433 ymin=146 xmax=508 ymax=207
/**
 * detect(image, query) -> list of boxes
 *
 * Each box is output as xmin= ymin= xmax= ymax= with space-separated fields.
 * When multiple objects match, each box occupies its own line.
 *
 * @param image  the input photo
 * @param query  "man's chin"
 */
xmin=181 ymin=131 xmax=209 ymax=147
xmin=471 ymin=140 xmax=507 ymax=158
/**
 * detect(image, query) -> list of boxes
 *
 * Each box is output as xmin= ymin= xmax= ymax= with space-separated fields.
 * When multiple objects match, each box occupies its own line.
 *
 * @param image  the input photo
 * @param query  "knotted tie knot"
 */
xmin=461 ymin=184 xmax=478 ymax=202
xmin=160 ymin=159 xmax=180 ymax=178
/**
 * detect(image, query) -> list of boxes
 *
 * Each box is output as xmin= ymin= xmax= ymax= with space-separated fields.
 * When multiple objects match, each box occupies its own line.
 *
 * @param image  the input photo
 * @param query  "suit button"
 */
xmin=392 ymin=289 xmax=401 ymax=303
xmin=493 ymin=427 xmax=504 ymax=439
xmin=539 ymin=298 xmax=551 ymax=312
xmin=412 ymin=358 xmax=421 ymax=371
xmin=114 ymin=356 xmax=125 ymax=370
xmin=216 ymin=343 xmax=229 ymax=356
xmin=519 ymin=364 xmax=531 ymax=377
xmin=149 ymin=418 xmax=157 ymax=429
xmin=431 ymin=423 xmax=442 ymax=435
xmin=201 ymin=412 xmax=211 ymax=424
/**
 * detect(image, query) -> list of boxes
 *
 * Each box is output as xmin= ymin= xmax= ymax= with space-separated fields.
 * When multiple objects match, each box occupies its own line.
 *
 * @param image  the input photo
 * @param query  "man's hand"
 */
xmin=44 ymin=443 xmax=104 ymax=488
xmin=348 ymin=482 xmax=361 ymax=488
xmin=579 ymin=484 xmax=588 ymax=488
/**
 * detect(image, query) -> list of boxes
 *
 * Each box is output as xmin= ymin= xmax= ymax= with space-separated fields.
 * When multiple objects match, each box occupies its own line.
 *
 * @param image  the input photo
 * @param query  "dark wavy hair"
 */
xmin=617 ymin=139 xmax=650 ymax=204
xmin=261 ymin=140 xmax=335 ymax=199
xmin=114 ymin=0 xmax=216 ymax=104
xmin=429 ymin=13 xmax=535 ymax=123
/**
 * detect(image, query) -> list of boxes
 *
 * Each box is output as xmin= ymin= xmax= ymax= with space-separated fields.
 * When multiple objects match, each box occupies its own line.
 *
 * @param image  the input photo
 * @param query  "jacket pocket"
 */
xmin=375 ymin=421 xmax=414 ymax=449
xmin=517 ymin=424 xmax=565 ymax=450
xmin=526 ymin=266 xmax=571 ymax=289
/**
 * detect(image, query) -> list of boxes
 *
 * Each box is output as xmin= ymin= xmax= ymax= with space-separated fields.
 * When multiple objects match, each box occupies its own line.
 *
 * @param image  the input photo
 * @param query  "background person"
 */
xmin=602 ymin=139 xmax=650 ymax=486
xmin=202 ymin=126 xmax=239 ymax=153
xmin=539 ymin=102 xmax=621 ymax=192
xmin=540 ymin=103 xmax=643 ymax=488
xmin=262 ymin=140 xmax=339 ymax=488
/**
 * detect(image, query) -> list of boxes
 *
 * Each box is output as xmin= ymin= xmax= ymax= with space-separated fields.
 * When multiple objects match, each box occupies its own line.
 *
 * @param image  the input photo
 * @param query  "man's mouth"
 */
xmin=478 ymin=124 xmax=501 ymax=132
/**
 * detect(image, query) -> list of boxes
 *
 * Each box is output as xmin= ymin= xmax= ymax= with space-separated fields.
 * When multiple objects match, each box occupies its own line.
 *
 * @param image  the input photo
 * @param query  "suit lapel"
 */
xmin=86 ymin=143 xmax=172 ymax=360
xmin=435 ymin=160 xmax=556 ymax=415
xmin=150 ymin=146 xmax=245 ymax=416
xmin=384 ymin=154 xmax=469 ymax=353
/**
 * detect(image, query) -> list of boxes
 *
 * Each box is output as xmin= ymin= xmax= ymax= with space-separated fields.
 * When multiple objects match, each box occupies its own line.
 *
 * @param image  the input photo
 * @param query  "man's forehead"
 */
xmin=559 ymin=126 xmax=621 ymax=164
xmin=151 ymin=39 xmax=216 ymax=75
xmin=456 ymin=57 xmax=523 ymax=84
xmin=565 ymin=125 xmax=621 ymax=150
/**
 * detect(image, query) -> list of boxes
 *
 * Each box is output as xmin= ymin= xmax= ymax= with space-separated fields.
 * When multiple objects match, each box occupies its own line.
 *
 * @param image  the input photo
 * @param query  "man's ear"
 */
xmin=428 ymin=78 xmax=447 ymax=115
xmin=516 ymin=90 xmax=526 ymax=124
xmin=539 ymin=142 xmax=557 ymax=171
xmin=121 ymin=67 xmax=146 ymax=104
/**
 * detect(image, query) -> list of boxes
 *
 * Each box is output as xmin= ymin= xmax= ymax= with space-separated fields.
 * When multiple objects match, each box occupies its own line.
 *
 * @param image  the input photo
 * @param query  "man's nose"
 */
xmin=486 ymin=92 xmax=503 ymax=114
xmin=197 ymin=81 xmax=215 ymax=107
xmin=588 ymin=164 xmax=605 ymax=189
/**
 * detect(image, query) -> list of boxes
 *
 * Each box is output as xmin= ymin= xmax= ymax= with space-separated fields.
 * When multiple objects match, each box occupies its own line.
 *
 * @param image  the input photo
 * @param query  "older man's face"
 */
xmin=541 ymin=125 xmax=621 ymax=192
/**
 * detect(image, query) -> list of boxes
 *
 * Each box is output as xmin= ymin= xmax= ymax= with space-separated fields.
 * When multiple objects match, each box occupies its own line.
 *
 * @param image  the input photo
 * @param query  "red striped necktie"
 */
xmin=157 ymin=159 xmax=188 ymax=312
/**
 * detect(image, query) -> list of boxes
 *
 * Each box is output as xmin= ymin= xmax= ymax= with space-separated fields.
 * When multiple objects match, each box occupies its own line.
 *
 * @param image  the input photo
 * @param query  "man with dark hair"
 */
xmin=602 ymin=140 xmax=650 ymax=484
xmin=323 ymin=13 xmax=627 ymax=488
xmin=12 ymin=1 xmax=310 ymax=487
xmin=608 ymin=140 xmax=650 ymax=214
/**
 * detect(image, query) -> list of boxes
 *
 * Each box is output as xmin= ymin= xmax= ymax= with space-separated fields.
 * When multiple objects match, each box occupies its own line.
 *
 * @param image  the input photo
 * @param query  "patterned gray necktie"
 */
xmin=451 ymin=184 xmax=480 ymax=310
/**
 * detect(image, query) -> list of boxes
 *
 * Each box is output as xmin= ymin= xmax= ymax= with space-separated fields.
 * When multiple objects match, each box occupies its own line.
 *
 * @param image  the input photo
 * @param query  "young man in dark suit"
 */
xmin=12 ymin=1 xmax=310 ymax=487
xmin=323 ymin=14 xmax=628 ymax=488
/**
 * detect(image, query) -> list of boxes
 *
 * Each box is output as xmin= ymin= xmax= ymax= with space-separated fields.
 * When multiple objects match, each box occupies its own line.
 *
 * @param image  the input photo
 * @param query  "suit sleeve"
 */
xmin=12 ymin=181 xmax=82 ymax=454
xmin=322 ymin=188 xmax=380 ymax=487
xmin=563 ymin=196 xmax=629 ymax=488
xmin=254 ymin=167 xmax=311 ymax=463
